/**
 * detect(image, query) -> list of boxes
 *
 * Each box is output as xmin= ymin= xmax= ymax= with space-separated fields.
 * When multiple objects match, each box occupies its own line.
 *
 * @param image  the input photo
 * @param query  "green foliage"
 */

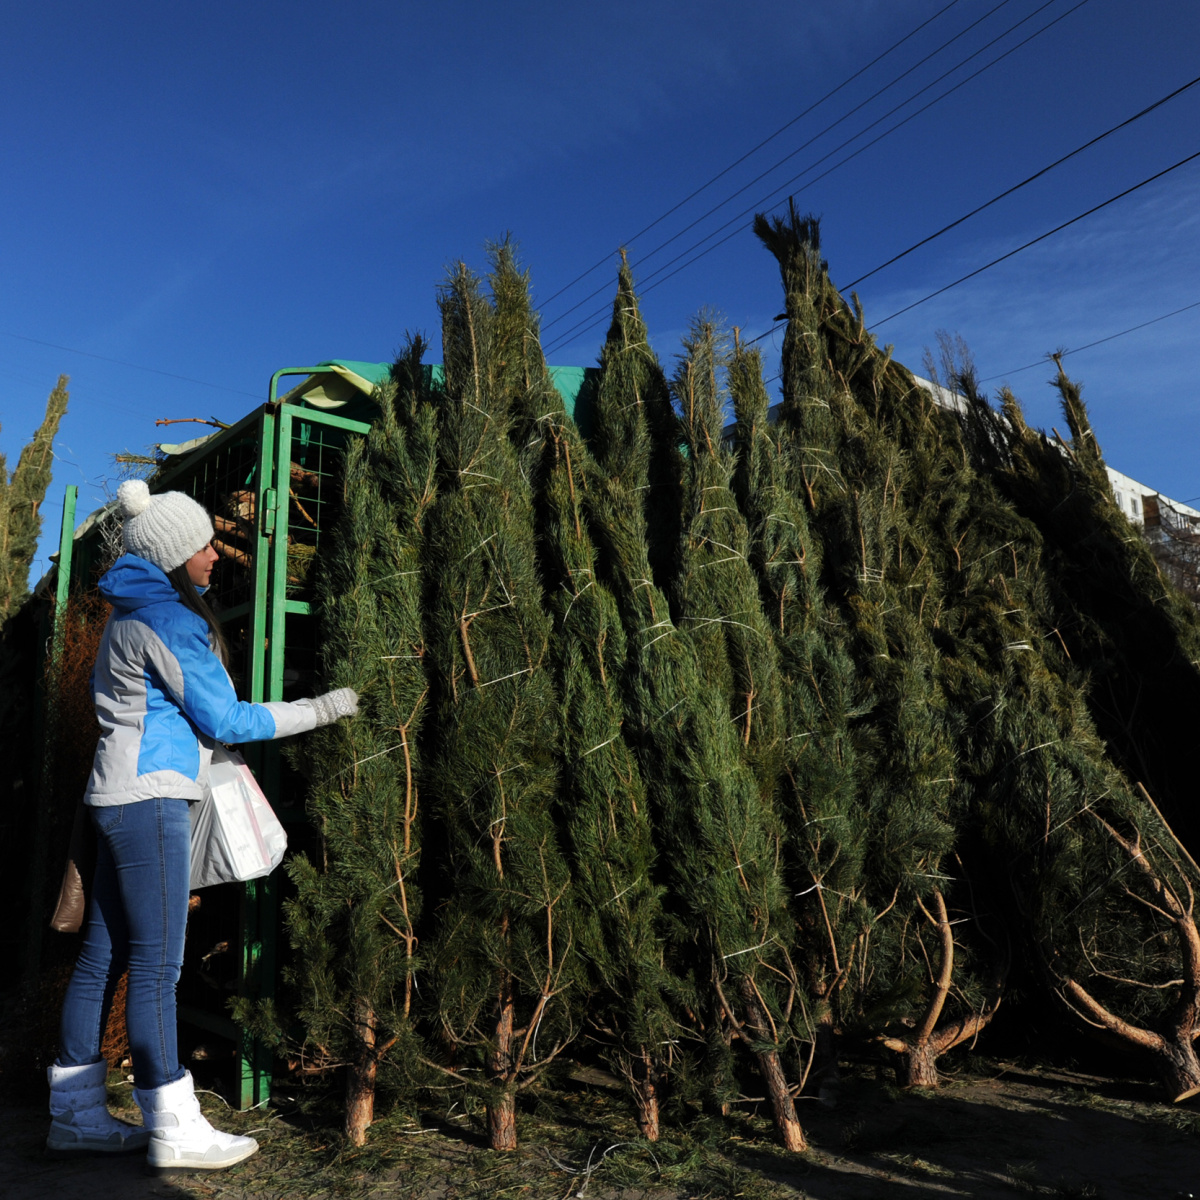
xmin=587 ymin=275 xmax=806 ymax=1146
xmin=0 ymin=375 xmax=68 ymax=621
xmin=422 ymin=262 xmax=578 ymax=1129
xmin=982 ymin=362 xmax=1200 ymax=856
xmin=948 ymin=363 xmax=1200 ymax=1089
xmin=492 ymin=243 xmax=677 ymax=1131
xmin=283 ymin=336 xmax=438 ymax=1105
xmin=664 ymin=315 xmax=796 ymax=1010
xmin=288 ymin=221 xmax=1200 ymax=1136
xmin=729 ymin=334 xmax=868 ymax=1083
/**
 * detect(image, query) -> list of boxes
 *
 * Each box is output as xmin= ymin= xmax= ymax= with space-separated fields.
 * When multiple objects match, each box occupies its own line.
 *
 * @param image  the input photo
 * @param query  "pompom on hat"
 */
xmin=117 ymin=479 xmax=214 ymax=573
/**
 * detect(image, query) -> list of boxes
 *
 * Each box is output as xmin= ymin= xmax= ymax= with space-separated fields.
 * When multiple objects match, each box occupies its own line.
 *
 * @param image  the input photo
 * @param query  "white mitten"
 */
xmin=302 ymin=687 xmax=359 ymax=726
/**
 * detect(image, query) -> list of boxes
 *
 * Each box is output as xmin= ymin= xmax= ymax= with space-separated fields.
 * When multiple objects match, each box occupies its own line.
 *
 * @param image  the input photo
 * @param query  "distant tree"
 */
xmin=1142 ymin=500 xmax=1200 ymax=609
xmin=2 ymin=374 xmax=70 ymax=992
xmin=0 ymin=375 xmax=69 ymax=621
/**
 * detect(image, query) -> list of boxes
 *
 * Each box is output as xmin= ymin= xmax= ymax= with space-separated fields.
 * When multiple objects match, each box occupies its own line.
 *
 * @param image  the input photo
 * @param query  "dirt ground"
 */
xmin=2 ymin=1061 xmax=1198 ymax=1200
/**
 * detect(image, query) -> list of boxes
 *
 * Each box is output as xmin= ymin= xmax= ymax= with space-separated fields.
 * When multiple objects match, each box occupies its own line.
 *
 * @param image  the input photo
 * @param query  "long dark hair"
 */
xmin=166 ymin=562 xmax=230 ymax=667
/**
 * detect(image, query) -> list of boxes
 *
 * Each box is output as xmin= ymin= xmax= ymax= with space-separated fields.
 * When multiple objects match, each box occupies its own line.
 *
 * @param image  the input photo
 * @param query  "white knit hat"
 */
xmin=117 ymin=479 xmax=214 ymax=573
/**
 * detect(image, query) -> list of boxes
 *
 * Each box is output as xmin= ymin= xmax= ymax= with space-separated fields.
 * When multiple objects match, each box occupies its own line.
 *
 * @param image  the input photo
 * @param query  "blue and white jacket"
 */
xmin=85 ymin=554 xmax=318 ymax=807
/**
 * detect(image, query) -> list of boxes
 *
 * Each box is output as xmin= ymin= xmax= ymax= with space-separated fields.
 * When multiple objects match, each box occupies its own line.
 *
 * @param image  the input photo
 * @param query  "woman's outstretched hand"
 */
xmin=304 ymin=688 xmax=360 ymax=726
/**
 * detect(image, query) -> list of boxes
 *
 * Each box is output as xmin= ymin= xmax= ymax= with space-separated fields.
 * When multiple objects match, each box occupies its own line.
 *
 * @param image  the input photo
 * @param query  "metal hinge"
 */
xmin=262 ymin=488 xmax=278 ymax=536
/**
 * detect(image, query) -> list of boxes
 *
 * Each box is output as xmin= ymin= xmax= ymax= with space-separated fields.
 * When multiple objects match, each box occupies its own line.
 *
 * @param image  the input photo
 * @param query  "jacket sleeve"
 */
xmin=140 ymin=615 xmax=318 ymax=742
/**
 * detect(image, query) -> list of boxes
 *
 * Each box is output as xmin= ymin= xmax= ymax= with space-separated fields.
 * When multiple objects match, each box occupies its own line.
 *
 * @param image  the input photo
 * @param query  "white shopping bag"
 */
xmin=190 ymin=745 xmax=287 ymax=889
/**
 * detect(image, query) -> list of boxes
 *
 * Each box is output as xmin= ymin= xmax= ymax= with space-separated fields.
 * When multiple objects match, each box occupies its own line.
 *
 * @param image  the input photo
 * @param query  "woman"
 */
xmin=47 ymin=479 xmax=358 ymax=1172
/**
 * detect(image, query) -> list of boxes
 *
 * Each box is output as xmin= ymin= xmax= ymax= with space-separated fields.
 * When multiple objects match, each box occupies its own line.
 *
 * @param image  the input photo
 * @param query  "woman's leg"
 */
xmin=60 ymin=799 xmax=190 ymax=1089
xmin=104 ymin=798 xmax=192 ymax=1091
xmin=112 ymin=798 xmax=259 ymax=1172
xmin=58 ymin=816 xmax=128 ymax=1067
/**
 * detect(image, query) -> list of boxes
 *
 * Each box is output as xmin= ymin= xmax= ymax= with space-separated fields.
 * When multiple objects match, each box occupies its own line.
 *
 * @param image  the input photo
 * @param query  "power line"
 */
xmin=543 ymin=0 xmax=1087 ymax=356
xmin=737 ymin=71 xmax=1200 ymax=350
xmin=841 ymin=73 xmax=1200 ymax=292
xmin=758 ymin=292 xmax=1200 ymax=402
xmin=871 ymin=147 xmax=1200 ymax=328
xmin=541 ymin=0 xmax=1017 ymax=332
xmin=979 ymin=298 xmax=1200 ymax=381
xmin=536 ymin=0 xmax=968 ymax=311
xmin=0 ymin=329 xmax=262 ymax=399
xmin=764 ymin=294 xmax=1200 ymax=390
xmin=629 ymin=0 xmax=1086 ymax=321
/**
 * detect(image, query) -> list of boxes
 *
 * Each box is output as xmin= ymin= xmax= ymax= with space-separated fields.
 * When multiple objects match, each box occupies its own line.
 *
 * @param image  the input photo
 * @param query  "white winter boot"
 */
xmin=46 ymin=1059 xmax=151 ymax=1155
xmin=133 ymin=1070 xmax=258 ymax=1173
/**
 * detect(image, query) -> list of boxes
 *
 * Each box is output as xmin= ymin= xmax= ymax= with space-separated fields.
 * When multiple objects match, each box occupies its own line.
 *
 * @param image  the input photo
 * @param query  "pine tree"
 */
xmin=488 ymin=244 xmax=675 ymax=1139
xmin=0 ymin=375 xmax=69 ymax=621
xmin=423 ymin=263 xmax=577 ymax=1151
xmin=282 ymin=338 xmax=437 ymax=1144
xmin=728 ymin=335 xmax=866 ymax=1101
xmin=951 ymin=363 xmax=1200 ymax=1099
xmin=671 ymin=317 xmax=784 ymax=787
xmin=754 ymin=208 xmax=1005 ymax=1087
xmin=667 ymin=315 xmax=808 ymax=1144
xmin=997 ymin=360 xmax=1200 ymax=857
xmin=587 ymin=265 xmax=807 ymax=1152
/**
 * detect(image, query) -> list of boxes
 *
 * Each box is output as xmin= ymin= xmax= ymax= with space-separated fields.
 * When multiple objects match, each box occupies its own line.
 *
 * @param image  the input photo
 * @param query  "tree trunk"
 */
xmin=881 ymin=889 xmax=1004 ymax=1090
xmin=1156 ymin=1031 xmax=1200 ymax=1102
xmin=487 ymin=1090 xmax=518 ymax=1151
xmin=905 ymin=1041 xmax=939 ymax=1089
xmin=344 ymin=1059 xmax=376 ymax=1146
xmin=1060 ymin=817 xmax=1200 ymax=1103
xmin=631 ymin=1051 xmax=660 ymax=1141
xmin=755 ymin=1047 xmax=808 ymax=1152
xmin=344 ymin=1001 xmax=377 ymax=1146
xmin=487 ymin=977 xmax=518 ymax=1151
xmin=739 ymin=981 xmax=806 ymax=1152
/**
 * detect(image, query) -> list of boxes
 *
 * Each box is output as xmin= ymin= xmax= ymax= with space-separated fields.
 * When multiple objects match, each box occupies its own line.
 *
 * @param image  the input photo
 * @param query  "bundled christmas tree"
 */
xmin=487 ymin=246 xmax=677 ymax=1139
xmin=946 ymin=361 xmax=1200 ymax=1099
xmin=587 ymin=266 xmax=808 ymax=1152
xmin=281 ymin=215 xmax=1200 ymax=1140
xmin=728 ymin=335 xmax=867 ymax=1100
xmin=422 ymin=263 xmax=578 ymax=1151
xmin=282 ymin=338 xmax=438 ymax=1144
xmin=980 ymin=360 xmax=1200 ymax=857
xmin=754 ymin=210 xmax=1007 ymax=1086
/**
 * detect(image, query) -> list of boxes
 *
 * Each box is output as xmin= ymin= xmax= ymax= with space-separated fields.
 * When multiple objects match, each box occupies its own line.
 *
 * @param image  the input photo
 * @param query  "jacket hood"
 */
xmin=99 ymin=554 xmax=185 ymax=613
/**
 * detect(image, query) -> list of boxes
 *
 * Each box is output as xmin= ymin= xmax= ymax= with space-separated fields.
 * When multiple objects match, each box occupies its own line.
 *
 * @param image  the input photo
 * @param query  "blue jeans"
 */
xmin=59 ymin=798 xmax=191 ymax=1091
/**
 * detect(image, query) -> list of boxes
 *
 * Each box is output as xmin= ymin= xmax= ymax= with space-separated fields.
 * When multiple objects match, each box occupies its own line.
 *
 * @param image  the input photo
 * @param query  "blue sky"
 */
xmin=4 ymin=0 xmax=1199 ymax=579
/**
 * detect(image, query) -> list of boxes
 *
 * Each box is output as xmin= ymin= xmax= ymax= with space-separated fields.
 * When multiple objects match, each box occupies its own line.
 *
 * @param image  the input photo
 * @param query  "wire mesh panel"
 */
xmin=154 ymin=410 xmax=272 ymax=619
xmin=283 ymin=415 xmax=343 ymax=601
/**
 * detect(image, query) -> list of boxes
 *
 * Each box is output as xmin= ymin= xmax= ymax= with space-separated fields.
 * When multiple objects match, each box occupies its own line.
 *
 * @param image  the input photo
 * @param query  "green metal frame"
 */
xmin=55 ymin=486 xmax=78 ymax=622
xmin=135 ymin=375 xmax=372 ymax=1107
